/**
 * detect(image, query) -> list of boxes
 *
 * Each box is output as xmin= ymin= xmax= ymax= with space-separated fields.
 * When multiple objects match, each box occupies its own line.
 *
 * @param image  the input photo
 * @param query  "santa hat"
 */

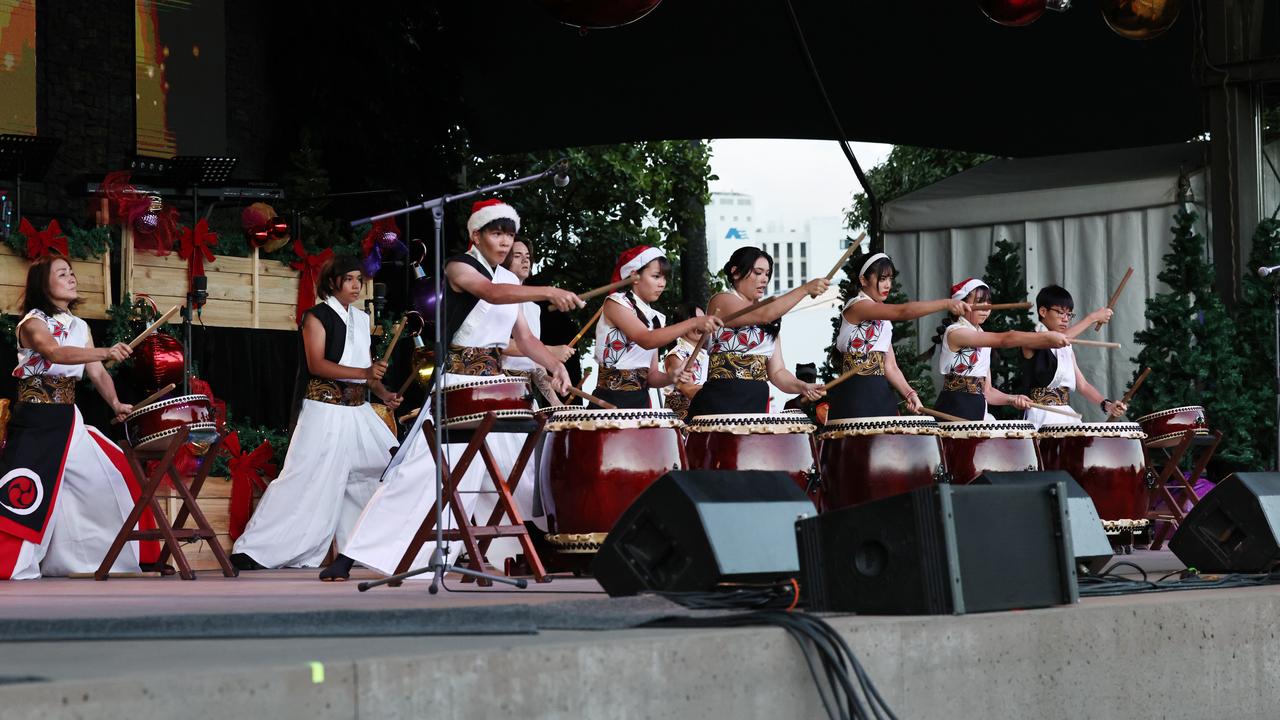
xmin=950 ymin=277 xmax=989 ymax=301
xmin=612 ymin=245 xmax=665 ymax=283
xmin=466 ymin=198 xmax=520 ymax=235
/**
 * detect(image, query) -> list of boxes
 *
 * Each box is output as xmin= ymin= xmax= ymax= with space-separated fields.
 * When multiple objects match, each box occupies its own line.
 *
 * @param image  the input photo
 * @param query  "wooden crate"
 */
xmin=120 ymin=228 xmax=369 ymax=331
xmin=0 ymin=244 xmax=112 ymax=319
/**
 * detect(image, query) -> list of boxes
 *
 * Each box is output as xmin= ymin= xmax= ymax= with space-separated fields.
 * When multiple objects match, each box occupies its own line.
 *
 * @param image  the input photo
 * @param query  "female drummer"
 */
xmin=929 ymin=277 xmax=1069 ymax=421
xmin=829 ymin=252 xmax=970 ymax=419
xmin=1020 ymin=284 xmax=1127 ymax=428
xmin=230 ymin=256 xmax=403 ymax=573
xmin=662 ymin=301 xmax=709 ymax=421
xmin=686 ymin=246 xmax=829 ymax=417
xmin=0 ymin=256 xmax=147 ymax=580
xmin=593 ymin=246 xmax=720 ymax=409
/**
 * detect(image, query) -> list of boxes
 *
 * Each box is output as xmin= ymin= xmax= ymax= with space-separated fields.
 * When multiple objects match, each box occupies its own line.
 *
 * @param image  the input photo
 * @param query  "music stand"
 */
xmin=168 ymin=155 xmax=238 ymax=220
xmin=0 ymin=134 xmax=60 ymax=223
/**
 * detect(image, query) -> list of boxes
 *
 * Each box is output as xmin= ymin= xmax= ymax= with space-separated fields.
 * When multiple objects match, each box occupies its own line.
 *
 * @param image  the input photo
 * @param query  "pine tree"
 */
xmin=1229 ymin=219 xmax=1280 ymax=470
xmin=982 ymin=238 xmax=1034 ymax=419
xmin=1130 ymin=208 xmax=1258 ymax=470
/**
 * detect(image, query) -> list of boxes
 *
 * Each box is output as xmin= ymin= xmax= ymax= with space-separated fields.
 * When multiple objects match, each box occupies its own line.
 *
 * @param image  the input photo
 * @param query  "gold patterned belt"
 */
xmin=446 ymin=345 xmax=502 ymax=376
xmin=841 ymin=351 xmax=886 ymax=377
xmin=17 ymin=375 xmax=76 ymax=404
xmin=305 ymin=378 xmax=367 ymax=406
xmin=708 ymin=353 xmax=769 ymax=382
xmin=1030 ymin=387 xmax=1070 ymax=406
xmin=599 ymin=367 xmax=649 ymax=392
xmin=942 ymin=373 xmax=983 ymax=394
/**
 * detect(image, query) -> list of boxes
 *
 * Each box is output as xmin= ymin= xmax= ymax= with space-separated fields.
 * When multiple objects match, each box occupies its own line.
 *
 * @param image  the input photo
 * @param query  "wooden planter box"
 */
xmin=157 ymin=475 xmax=239 ymax=572
xmin=0 ymin=244 xmax=111 ymax=320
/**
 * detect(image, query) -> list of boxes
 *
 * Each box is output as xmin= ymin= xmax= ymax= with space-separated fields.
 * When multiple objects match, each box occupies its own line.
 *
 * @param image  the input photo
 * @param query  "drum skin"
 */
xmin=685 ymin=429 xmax=817 ymax=499
xmin=1038 ymin=427 xmax=1147 ymax=521
xmin=938 ymin=422 xmax=1040 ymax=485
xmin=819 ymin=417 xmax=944 ymax=511
xmin=125 ymin=395 xmax=214 ymax=451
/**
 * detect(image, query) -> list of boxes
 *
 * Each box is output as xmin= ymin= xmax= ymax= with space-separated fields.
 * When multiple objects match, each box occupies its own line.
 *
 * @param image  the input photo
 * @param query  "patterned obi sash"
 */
xmin=708 ymin=353 xmax=768 ymax=382
xmin=305 ymin=378 xmax=367 ymax=406
xmin=17 ymin=375 xmax=76 ymax=405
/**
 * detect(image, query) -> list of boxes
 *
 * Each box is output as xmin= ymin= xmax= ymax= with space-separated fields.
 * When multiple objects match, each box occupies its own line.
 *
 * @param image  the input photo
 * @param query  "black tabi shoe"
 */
xmin=319 ymin=554 xmax=355 ymax=582
xmin=229 ymin=552 xmax=266 ymax=571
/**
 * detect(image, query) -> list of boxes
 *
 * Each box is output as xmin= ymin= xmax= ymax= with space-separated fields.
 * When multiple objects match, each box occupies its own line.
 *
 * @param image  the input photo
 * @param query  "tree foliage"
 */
xmin=845 ymin=146 xmax=993 ymax=235
xmin=982 ymin=238 xmax=1035 ymax=419
xmin=1229 ymin=219 xmax=1280 ymax=470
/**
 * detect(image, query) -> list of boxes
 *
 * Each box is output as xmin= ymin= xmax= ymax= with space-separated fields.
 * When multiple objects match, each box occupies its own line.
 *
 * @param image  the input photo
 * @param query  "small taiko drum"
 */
xmin=1137 ymin=406 xmax=1209 ymax=448
xmin=124 ymin=394 xmax=219 ymax=453
xmin=818 ymin=416 xmax=944 ymax=511
xmin=937 ymin=420 xmax=1040 ymax=485
xmin=684 ymin=414 xmax=818 ymax=499
xmin=441 ymin=376 xmax=533 ymax=428
xmin=540 ymin=408 xmax=686 ymax=554
xmin=1037 ymin=423 xmax=1149 ymax=523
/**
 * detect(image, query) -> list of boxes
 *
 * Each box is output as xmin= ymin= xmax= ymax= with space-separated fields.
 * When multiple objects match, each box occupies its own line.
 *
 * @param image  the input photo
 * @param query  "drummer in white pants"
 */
xmin=231 ymin=256 xmax=402 ymax=575
xmin=338 ymin=199 xmax=579 ymax=580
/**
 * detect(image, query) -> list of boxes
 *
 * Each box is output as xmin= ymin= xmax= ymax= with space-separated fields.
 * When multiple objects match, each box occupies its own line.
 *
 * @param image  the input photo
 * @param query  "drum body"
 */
xmin=684 ymin=414 xmax=817 ymax=499
xmin=442 ymin=376 xmax=533 ymax=428
xmin=938 ymin=420 xmax=1040 ymax=485
xmin=540 ymin=409 xmax=686 ymax=553
xmin=1037 ymin=423 xmax=1148 ymax=521
xmin=1137 ymin=406 xmax=1208 ymax=448
xmin=819 ymin=416 xmax=943 ymax=511
xmin=124 ymin=394 xmax=218 ymax=453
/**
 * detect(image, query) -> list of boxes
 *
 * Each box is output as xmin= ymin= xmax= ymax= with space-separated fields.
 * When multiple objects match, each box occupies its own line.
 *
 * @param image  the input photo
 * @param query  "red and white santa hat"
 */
xmin=612 ymin=245 xmax=666 ymax=283
xmin=466 ymin=198 xmax=520 ymax=235
xmin=950 ymin=277 xmax=989 ymax=301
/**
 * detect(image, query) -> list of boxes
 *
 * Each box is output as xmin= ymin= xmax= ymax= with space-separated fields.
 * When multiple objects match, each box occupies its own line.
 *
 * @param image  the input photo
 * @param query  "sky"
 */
xmin=707 ymin=139 xmax=893 ymax=227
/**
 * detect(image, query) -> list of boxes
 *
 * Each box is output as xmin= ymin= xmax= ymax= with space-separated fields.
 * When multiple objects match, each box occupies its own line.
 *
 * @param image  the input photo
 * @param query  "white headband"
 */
xmin=859 ymin=252 xmax=890 ymax=278
xmin=951 ymin=278 xmax=989 ymax=301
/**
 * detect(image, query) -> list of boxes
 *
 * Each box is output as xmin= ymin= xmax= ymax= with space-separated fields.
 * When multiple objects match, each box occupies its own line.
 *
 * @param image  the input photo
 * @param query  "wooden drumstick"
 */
xmin=549 ymin=275 xmax=637 ymax=312
xmin=574 ymin=366 xmax=593 ymax=391
xmin=398 ymin=407 xmax=421 ymax=425
xmin=1069 ymin=338 xmax=1122 ymax=349
xmin=1095 ymin=266 xmax=1134 ymax=331
xmin=397 ymin=363 xmax=433 ymax=396
xmin=380 ymin=317 xmax=407 ymax=364
xmin=110 ymin=383 xmax=176 ymax=425
xmin=105 ymin=304 xmax=180 ymax=369
xmin=819 ymin=367 xmax=860 ymax=393
xmin=969 ymin=302 xmax=1032 ymax=311
xmin=1030 ymin=402 xmax=1080 ymax=418
xmin=568 ymin=303 xmax=606 ymax=349
xmin=825 ymin=233 xmax=865 ymax=281
xmin=1107 ymin=366 xmax=1151 ymax=422
xmin=565 ymin=386 xmax=617 ymax=409
xmin=918 ymin=407 xmax=968 ymax=423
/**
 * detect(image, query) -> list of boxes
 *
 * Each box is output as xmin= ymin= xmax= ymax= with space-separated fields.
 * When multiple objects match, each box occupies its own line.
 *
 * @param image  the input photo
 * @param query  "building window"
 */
xmin=737 ymin=198 xmax=751 ymax=205
xmin=799 ymin=243 xmax=807 ymax=259
xmin=773 ymin=243 xmax=780 ymax=259
xmin=787 ymin=262 xmax=793 ymax=278
xmin=786 ymin=244 xmax=793 ymax=259
xmin=801 ymin=261 xmax=807 ymax=277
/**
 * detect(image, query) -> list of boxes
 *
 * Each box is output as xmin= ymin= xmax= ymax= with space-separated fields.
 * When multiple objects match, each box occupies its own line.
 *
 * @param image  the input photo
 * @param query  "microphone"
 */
xmin=192 ymin=275 xmax=208 ymax=309
xmin=553 ymin=160 xmax=571 ymax=188
xmin=373 ymin=282 xmax=387 ymax=321
xmin=1259 ymin=265 xmax=1280 ymax=278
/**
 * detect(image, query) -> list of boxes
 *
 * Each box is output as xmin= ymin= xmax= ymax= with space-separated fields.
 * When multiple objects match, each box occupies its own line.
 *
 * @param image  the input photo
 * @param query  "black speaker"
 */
xmin=591 ymin=470 xmax=815 ymax=596
xmin=1170 ymin=472 xmax=1280 ymax=572
xmin=796 ymin=483 xmax=1078 ymax=615
xmin=972 ymin=470 xmax=1113 ymax=574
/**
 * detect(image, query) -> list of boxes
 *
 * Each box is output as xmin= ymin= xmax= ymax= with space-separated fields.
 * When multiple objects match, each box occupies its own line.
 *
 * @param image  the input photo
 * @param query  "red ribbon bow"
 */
xmin=178 ymin=219 xmax=218 ymax=290
xmin=359 ymin=218 xmax=398 ymax=257
xmin=290 ymin=239 xmax=334 ymax=324
xmin=224 ymin=431 xmax=278 ymax=542
xmin=18 ymin=218 xmax=68 ymax=260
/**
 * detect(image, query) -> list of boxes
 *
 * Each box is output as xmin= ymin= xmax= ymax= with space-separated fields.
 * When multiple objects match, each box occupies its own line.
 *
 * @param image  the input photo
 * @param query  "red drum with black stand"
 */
xmin=937 ymin=420 xmax=1040 ymax=485
xmin=123 ymin=394 xmax=219 ymax=454
xmin=684 ymin=414 xmax=818 ymax=504
xmin=441 ymin=376 xmax=533 ymax=428
xmin=1137 ymin=406 xmax=1208 ymax=448
xmin=1037 ymin=422 xmax=1152 ymax=548
xmin=818 ymin=416 xmax=946 ymax=511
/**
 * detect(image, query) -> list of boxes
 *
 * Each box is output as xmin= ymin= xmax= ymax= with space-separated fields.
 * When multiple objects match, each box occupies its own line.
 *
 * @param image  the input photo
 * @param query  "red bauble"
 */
xmin=539 ymin=0 xmax=663 ymax=29
xmin=978 ymin=0 xmax=1046 ymax=26
xmin=132 ymin=332 xmax=185 ymax=392
xmin=133 ymin=211 xmax=160 ymax=235
xmin=1101 ymin=0 xmax=1179 ymax=40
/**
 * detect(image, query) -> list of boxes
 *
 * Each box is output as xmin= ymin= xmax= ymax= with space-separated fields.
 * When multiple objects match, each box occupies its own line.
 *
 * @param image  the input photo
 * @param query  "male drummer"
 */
xmin=1019 ymin=285 xmax=1127 ymax=429
xmin=328 ymin=199 xmax=581 ymax=581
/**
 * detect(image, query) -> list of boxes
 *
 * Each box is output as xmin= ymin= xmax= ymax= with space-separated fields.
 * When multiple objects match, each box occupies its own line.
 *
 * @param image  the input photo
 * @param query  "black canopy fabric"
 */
xmin=441 ymin=1 xmax=1203 ymax=157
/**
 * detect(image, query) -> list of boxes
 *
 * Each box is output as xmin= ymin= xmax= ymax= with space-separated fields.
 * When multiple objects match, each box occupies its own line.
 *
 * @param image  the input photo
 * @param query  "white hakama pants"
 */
xmin=231 ymin=400 xmax=397 ymax=569
xmin=8 ymin=409 xmax=141 ymax=580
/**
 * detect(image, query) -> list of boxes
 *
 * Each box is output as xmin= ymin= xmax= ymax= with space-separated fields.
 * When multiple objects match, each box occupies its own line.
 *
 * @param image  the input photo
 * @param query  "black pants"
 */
xmin=590 ymin=387 xmax=651 ymax=410
xmin=934 ymin=389 xmax=985 ymax=421
xmin=686 ymin=378 xmax=769 ymax=416
xmin=826 ymin=374 xmax=898 ymax=420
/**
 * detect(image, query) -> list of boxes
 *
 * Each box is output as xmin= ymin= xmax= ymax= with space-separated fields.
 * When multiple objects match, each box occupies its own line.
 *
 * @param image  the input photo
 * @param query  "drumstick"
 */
xmin=969 ymin=302 xmax=1032 ymax=311
xmin=105 ymin=305 xmax=181 ymax=369
xmin=380 ymin=317 xmax=407 ymax=364
xmin=398 ymin=407 xmax=421 ymax=425
xmin=825 ymin=233 xmax=864 ymax=281
xmin=820 ymin=367 xmax=860 ymax=393
xmin=110 ymin=383 xmax=176 ymax=425
xmin=574 ymin=366 xmax=593 ymax=391
xmin=564 ymin=386 xmax=617 ymax=409
xmin=549 ymin=275 xmax=637 ymax=312
xmin=568 ymin=303 xmax=606 ymax=349
xmin=918 ymin=407 xmax=968 ymax=423
xmin=1107 ymin=366 xmax=1151 ymax=422
xmin=1030 ymin=402 xmax=1081 ymax=418
xmin=1070 ymin=338 xmax=1121 ymax=349
xmin=397 ymin=363 xmax=433 ymax=396
xmin=1095 ymin=266 xmax=1134 ymax=331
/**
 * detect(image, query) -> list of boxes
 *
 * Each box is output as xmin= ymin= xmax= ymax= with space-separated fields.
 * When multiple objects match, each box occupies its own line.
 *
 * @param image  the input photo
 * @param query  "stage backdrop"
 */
xmin=0 ymin=0 xmax=36 ymax=136
xmin=135 ymin=0 xmax=226 ymax=157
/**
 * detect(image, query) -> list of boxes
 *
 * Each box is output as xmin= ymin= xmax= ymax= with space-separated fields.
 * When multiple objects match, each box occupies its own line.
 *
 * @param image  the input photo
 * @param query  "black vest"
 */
xmin=289 ymin=302 xmax=351 ymax=430
xmin=1018 ymin=347 xmax=1058 ymax=393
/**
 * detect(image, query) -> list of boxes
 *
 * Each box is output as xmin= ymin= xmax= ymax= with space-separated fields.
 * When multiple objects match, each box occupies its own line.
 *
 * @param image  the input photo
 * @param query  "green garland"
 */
xmin=209 ymin=412 xmax=290 ymax=477
xmin=4 ymin=223 xmax=113 ymax=260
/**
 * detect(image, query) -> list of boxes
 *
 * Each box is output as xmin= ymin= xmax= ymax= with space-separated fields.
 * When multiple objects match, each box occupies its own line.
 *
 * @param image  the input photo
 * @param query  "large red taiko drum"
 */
xmin=937 ymin=420 xmax=1040 ymax=485
xmin=684 ymin=413 xmax=818 ymax=503
xmin=818 ymin=416 xmax=944 ymax=511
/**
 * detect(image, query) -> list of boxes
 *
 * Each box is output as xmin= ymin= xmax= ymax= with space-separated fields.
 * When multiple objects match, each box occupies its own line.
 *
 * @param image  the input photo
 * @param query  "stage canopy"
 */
xmin=441 ymin=1 xmax=1204 ymax=157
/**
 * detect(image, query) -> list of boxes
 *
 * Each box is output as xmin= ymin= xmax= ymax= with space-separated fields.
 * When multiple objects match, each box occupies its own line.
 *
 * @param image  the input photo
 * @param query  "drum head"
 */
xmin=938 ymin=420 xmax=1036 ymax=438
xmin=1037 ymin=422 xmax=1146 ymax=439
xmin=820 ymin=415 xmax=939 ymax=439
xmin=686 ymin=413 xmax=815 ymax=434
xmin=442 ymin=409 xmax=534 ymax=429
xmin=545 ymin=408 xmax=681 ymax=430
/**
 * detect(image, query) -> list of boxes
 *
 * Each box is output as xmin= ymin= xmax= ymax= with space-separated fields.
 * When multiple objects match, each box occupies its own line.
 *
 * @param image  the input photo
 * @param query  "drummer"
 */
xmin=1 ymin=256 xmax=151 ymax=580
xmin=230 ymin=255 xmax=402 ymax=574
xmin=662 ymin=301 xmax=710 ymax=421
xmin=686 ymin=246 xmax=828 ymax=416
xmin=829 ymin=252 xmax=970 ymax=419
xmin=929 ymin=277 xmax=1069 ymax=421
xmin=501 ymin=237 xmax=570 ymax=407
xmin=592 ymin=246 xmax=720 ymax=409
xmin=1020 ymin=284 xmax=1127 ymax=428
xmin=337 ymin=198 xmax=579 ymax=581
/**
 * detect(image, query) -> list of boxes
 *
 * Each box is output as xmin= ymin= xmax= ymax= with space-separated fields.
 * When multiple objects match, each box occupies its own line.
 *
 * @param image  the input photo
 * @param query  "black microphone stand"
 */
xmin=182 ymin=278 xmax=208 ymax=396
xmin=350 ymin=159 xmax=568 ymax=594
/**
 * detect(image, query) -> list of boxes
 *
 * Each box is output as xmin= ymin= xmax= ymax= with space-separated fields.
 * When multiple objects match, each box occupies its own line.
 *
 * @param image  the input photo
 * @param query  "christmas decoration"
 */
xmin=101 ymin=171 xmax=178 ymax=254
xmin=177 ymin=219 xmax=219 ymax=291
xmin=539 ymin=0 xmax=663 ymax=30
xmin=16 ymin=218 xmax=67 ymax=259
xmin=224 ymin=430 xmax=278 ymax=541
xmin=1102 ymin=0 xmax=1179 ymax=40
xmin=358 ymin=218 xmax=404 ymax=278
xmin=1228 ymin=219 xmax=1280 ymax=471
xmin=290 ymin=239 xmax=334 ymax=324
xmin=241 ymin=202 xmax=291 ymax=253
xmin=978 ymin=0 xmax=1046 ymax=27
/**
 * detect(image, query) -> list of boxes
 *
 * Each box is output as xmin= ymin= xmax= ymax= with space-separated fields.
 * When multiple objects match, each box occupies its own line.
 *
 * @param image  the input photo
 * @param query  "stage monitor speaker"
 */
xmin=796 ymin=483 xmax=1078 ymax=615
xmin=972 ymin=470 xmax=1113 ymax=575
xmin=591 ymin=470 xmax=815 ymax=597
xmin=1170 ymin=472 xmax=1280 ymax=572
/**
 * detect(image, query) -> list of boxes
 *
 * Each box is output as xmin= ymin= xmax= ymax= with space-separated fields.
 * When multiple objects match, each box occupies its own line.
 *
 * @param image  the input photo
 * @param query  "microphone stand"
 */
xmin=1272 ymin=276 xmax=1279 ymax=471
xmin=350 ymin=159 xmax=567 ymax=594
